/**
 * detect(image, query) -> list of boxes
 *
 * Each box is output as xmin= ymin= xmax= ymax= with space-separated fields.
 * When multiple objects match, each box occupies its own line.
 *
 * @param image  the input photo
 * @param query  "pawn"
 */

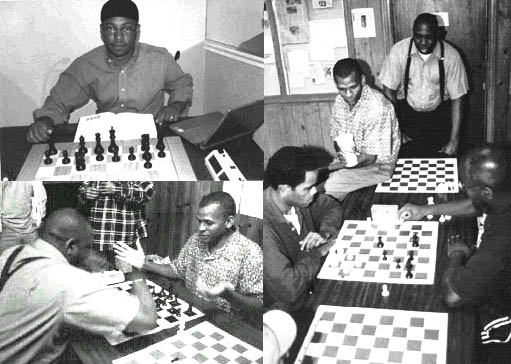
xmin=44 ymin=150 xmax=53 ymax=165
xmin=382 ymin=250 xmax=387 ymax=261
xmin=144 ymin=158 xmax=152 ymax=169
xmin=381 ymin=284 xmax=389 ymax=297
xmin=408 ymin=251 xmax=414 ymax=261
xmin=412 ymin=232 xmax=419 ymax=248
xmin=75 ymin=152 xmax=85 ymax=171
xmin=96 ymin=151 xmax=104 ymax=162
xmin=128 ymin=146 xmax=136 ymax=161
xmin=406 ymin=269 xmax=413 ymax=279
xmin=62 ymin=150 xmax=71 ymax=164
xmin=395 ymin=258 xmax=401 ymax=269
xmin=377 ymin=236 xmax=384 ymax=248
xmin=78 ymin=135 xmax=88 ymax=155
xmin=112 ymin=148 xmax=120 ymax=162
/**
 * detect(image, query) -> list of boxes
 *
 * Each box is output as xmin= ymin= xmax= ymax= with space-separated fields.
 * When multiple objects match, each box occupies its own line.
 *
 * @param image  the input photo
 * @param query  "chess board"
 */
xmin=375 ymin=158 xmax=459 ymax=193
xmin=107 ymin=280 xmax=205 ymax=345
xmin=318 ymin=220 xmax=439 ymax=285
xmin=17 ymin=137 xmax=196 ymax=181
xmin=112 ymin=321 xmax=263 ymax=364
xmin=295 ymin=305 xmax=448 ymax=364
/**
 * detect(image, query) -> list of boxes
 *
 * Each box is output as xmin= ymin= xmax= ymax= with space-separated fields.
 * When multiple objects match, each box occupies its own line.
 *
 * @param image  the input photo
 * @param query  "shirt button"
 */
xmin=121 ymin=88 xmax=125 ymax=92
xmin=121 ymin=104 xmax=125 ymax=108
xmin=121 ymin=70 xmax=125 ymax=73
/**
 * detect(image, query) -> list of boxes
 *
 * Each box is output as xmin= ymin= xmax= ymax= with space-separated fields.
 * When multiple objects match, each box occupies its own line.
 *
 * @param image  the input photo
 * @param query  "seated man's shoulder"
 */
xmin=233 ymin=231 xmax=262 ymax=252
xmin=138 ymin=42 xmax=173 ymax=59
xmin=389 ymin=37 xmax=412 ymax=55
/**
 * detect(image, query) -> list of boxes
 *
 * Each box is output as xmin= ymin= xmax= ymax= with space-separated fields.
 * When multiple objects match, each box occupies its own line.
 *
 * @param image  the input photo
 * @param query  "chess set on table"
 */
xmin=107 ymin=279 xmax=205 ymax=345
xmin=295 ymin=305 xmax=448 ymax=364
xmin=17 ymin=128 xmax=197 ymax=181
xmin=376 ymin=158 xmax=459 ymax=193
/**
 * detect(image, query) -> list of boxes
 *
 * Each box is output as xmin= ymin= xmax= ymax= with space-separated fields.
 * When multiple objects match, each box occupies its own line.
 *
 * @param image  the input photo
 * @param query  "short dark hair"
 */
xmin=461 ymin=144 xmax=511 ymax=191
xmin=333 ymin=58 xmax=362 ymax=81
xmin=199 ymin=191 xmax=236 ymax=218
xmin=265 ymin=146 xmax=319 ymax=189
xmin=413 ymin=13 xmax=439 ymax=33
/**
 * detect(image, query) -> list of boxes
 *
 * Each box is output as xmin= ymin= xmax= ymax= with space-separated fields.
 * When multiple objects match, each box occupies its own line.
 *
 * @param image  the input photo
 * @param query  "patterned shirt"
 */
xmin=330 ymin=84 xmax=401 ymax=164
xmin=170 ymin=231 xmax=263 ymax=313
xmin=78 ymin=182 xmax=153 ymax=249
xmin=379 ymin=37 xmax=468 ymax=111
xmin=33 ymin=42 xmax=193 ymax=124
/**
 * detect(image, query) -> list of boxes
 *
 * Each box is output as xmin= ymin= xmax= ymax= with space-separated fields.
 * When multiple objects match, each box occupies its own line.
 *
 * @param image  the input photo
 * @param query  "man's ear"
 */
xmin=65 ymin=239 xmax=79 ymax=259
xmin=361 ymin=74 xmax=366 ymax=86
xmin=224 ymin=215 xmax=235 ymax=229
xmin=481 ymin=186 xmax=494 ymax=201
xmin=277 ymin=184 xmax=291 ymax=194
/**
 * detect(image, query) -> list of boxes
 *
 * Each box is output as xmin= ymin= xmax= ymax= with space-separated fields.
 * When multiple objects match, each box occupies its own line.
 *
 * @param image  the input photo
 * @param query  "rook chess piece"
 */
xmin=128 ymin=146 xmax=136 ymax=161
xmin=44 ymin=150 xmax=53 ymax=165
xmin=62 ymin=150 xmax=71 ymax=164
xmin=185 ymin=302 xmax=194 ymax=315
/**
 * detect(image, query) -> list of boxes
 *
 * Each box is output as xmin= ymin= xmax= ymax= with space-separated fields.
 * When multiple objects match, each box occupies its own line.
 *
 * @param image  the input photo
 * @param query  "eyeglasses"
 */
xmin=101 ymin=24 xmax=136 ymax=36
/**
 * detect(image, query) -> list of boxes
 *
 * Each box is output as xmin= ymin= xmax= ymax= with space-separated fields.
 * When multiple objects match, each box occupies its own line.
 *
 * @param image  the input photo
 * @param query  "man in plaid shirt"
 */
xmin=78 ymin=181 xmax=153 ymax=267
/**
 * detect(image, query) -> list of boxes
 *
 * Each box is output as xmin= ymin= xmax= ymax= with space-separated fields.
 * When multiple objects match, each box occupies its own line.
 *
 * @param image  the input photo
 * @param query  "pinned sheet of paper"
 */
xmin=309 ymin=18 xmax=347 ymax=61
xmin=433 ymin=12 xmax=449 ymax=27
xmin=352 ymin=8 xmax=376 ymax=38
xmin=310 ymin=62 xmax=326 ymax=85
xmin=287 ymin=50 xmax=310 ymax=76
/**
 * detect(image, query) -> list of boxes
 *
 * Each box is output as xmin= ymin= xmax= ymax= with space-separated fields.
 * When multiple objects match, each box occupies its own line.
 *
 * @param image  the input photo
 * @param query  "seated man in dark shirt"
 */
xmin=264 ymin=146 xmax=343 ymax=313
xmin=400 ymin=144 xmax=511 ymax=364
xmin=27 ymin=0 xmax=193 ymax=143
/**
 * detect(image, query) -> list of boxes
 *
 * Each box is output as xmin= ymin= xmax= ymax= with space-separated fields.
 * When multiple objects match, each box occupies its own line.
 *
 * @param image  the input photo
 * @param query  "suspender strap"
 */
xmin=0 ymin=246 xmax=48 ymax=294
xmin=404 ymin=38 xmax=414 ymax=100
xmin=404 ymin=38 xmax=446 ymax=101
xmin=439 ymin=40 xmax=445 ymax=100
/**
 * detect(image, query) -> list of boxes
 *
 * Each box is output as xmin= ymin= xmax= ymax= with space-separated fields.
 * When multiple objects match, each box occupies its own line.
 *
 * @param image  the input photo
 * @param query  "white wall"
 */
xmin=0 ymin=0 xmax=206 ymax=127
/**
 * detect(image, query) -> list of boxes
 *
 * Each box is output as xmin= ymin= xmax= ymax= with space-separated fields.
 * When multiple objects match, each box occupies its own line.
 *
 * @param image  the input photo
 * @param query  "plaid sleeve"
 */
xmin=78 ymin=182 xmax=100 ymax=201
xmin=113 ymin=182 xmax=154 ymax=203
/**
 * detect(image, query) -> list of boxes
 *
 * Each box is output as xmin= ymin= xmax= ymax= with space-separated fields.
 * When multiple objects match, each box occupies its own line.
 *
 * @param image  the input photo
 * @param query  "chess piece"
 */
xmin=408 ymin=251 xmax=414 ymax=261
xmin=377 ymin=236 xmax=384 ymax=248
xmin=108 ymin=127 xmax=118 ymax=153
xmin=94 ymin=133 xmax=104 ymax=155
xmin=396 ymin=258 xmax=401 ymax=269
xmin=406 ymin=268 xmax=413 ymax=279
xmin=128 ymin=146 xmax=136 ymax=161
xmin=185 ymin=302 xmax=194 ymax=315
xmin=381 ymin=284 xmax=389 ymax=297
xmin=48 ymin=138 xmax=58 ymax=155
xmin=156 ymin=126 xmax=166 ymax=158
xmin=44 ymin=150 xmax=53 ymax=165
xmin=62 ymin=150 xmax=71 ymax=164
xmin=75 ymin=152 xmax=85 ymax=171
xmin=426 ymin=196 xmax=434 ymax=220
xmin=96 ymin=150 xmax=104 ymax=161
xmin=112 ymin=148 xmax=121 ymax=162
xmin=78 ymin=135 xmax=88 ymax=155
xmin=382 ymin=250 xmax=387 ymax=261
xmin=412 ymin=232 xmax=419 ymax=248
xmin=439 ymin=215 xmax=446 ymax=223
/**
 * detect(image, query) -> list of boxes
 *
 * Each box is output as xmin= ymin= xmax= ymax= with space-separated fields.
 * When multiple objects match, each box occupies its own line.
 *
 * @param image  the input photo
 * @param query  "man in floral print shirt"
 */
xmin=324 ymin=58 xmax=401 ymax=201
xmin=114 ymin=191 xmax=263 ymax=316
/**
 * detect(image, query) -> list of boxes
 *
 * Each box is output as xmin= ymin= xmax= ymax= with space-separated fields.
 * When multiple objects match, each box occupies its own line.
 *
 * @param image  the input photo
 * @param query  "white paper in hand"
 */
xmin=335 ymin=133 xmax=358 ymax=167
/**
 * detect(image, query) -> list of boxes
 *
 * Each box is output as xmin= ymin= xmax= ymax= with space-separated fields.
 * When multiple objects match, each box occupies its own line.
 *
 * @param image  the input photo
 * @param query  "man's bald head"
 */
xmin=41 ymin=208 xmax=93 ymax=257
xmin=460 ymin=145 xmax=511 ymax=192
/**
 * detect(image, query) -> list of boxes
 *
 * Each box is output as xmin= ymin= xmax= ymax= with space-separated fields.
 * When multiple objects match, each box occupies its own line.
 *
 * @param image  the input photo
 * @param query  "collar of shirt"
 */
xmin=264 ymin=188 xmax=303 ymax=234
xmin=104 ymin=42 xmax=141 ymax=70
xmin=336 ymin=84 xmax=370 ymax=113
xmin=283 ymin=207 xmax=301 ymax=235
xmin=30 ymin=239 xmax=69 ymax=265
xmin=198 ymin=231 xmax=238 ymax=261
xmin=409 ymin=39 xmax=442 ymax=61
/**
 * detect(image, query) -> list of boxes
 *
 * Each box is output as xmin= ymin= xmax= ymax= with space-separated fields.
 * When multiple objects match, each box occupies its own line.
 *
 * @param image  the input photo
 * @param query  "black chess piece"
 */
xmin=377 ymin=236 xmax=384 ymax=248
xmin=96 ymin=150 xmax=104 ymax=161
xmin=412 ymin=232 xmax=419 ymax=248
xmin=406 ymin=268 xmax=413 ymax=279
xmin=108 ymin=127 xmax=118 ymax=153
xmin=78 ymin=135 xmax=88 ymax=155
xmin=75 ymin=152 xmax=85 ymax=171
xmin=185 ymin=302 xmax=194 ymax=316
xmin=44 ymin=150 xmax=53 ymax=165
xmin=94 ymin=133 xmax=104 ymax=155
xmin=396 ymin=258 xmax=401 ymax=269
xmin=408 ymin=251 xmax=414 ymax=261
xmin=112 ymin=148 xmax=121 ymax=162
xmin=143 ymin=153 xmax=152 ymax=169
xmin=48 ymin=139 xmax=58 ymax=155
xmin=141 ymin=134 xmax=150 ymax=151
xmin=156 ymin=125 xmax=166 ymax=158
xmin=382 ymin=250 xmax=387 ymax=261
xmin=62 ymin=150 xmax=71 ymax=164
xmin=128 ymin=146 xmax=136 ymax=161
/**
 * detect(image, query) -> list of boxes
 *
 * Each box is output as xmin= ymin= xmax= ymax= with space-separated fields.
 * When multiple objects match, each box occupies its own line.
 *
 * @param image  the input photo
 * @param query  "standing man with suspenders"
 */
xmin=380 ymin=13 xmax=468 ymax=157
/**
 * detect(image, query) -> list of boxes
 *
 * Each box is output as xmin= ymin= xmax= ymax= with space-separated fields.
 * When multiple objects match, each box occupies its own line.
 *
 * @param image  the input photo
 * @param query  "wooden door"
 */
xmin=390 ymin=0 xmax=486 ymax=147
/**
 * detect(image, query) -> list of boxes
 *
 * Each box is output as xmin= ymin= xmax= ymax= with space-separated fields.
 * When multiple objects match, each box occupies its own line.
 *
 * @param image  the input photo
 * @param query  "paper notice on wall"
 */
xmin=287 ymin=50 xmax=310 ymax=75
xmin=433 ymin=12 xmax=449 ymax=27
xmin=309 ymin=19 xmax=347 ymax=61
xmin=352 ymin=8 xmax=376 ymax=38
xmin=312 ymin=0 xmax=333 ymax=8
xmin=275 ymin=0 xmax=310 ymax=44
xmin=310 ymin=62 xmax=326 ymax=85
xmin=288 ymin=72 xmax=306 ymax=88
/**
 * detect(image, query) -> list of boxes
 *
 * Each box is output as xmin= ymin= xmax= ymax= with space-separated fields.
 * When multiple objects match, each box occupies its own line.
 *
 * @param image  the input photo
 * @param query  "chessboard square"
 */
xmin=164 ymin=315 xmax=178 ymax=323
xmin=396 ymin=243 xmax=407 ymax=249
xmin=356 ymin=334 xmax=375 ymax=349
xmin=364 ymin=270 xmax=376 ymax=277
xmin=410 ymin=317 xmax=425 ymax=327
xmin=232 ymin=343 xmax=248 ymax=354
xmin=361 ymin=325 xmax=377 ymax=336
xmin=407 ymin=339 xmax=422 ymax=351
xmin=332 ymin=323 xmax=347 ymax=333
xmin=302 ymin=355 xmax=319 ymax=364
xmin=193 ymin=352 xmax=208 ymax=363
xmin=376 ymin=230 xmax=388 ymax=236
xmin=389 ymin=271 xmax=401 ymax=278
xmin=380 ymin=315 xmax=394 ymax=325
xmin=211 ymin=332 xmax=225 ymax=341
xmin=359 ymin=248 xmax=371 ymax=254
xmin=311 ymin=331 xmax=328 ymax=343
xmin=192 ymin=341 xmax=208 ymax=351
xmin=350 ymin=313 xmax=365 ymax=323
xmin=323 ymin=345 xmax=339 ymax=357
xmin=336 ymin=361 xmax=351 ymax=364
xmin=157 ymin=309 xmax=170 ymax=318
xmin=355 ymin=348 xmax=371 ymax=360
xmin=374 ymin=337 xmax=390 ymax=348
xmin=350 ymin=242 xmax=362 ymax=248
xmin=378 ymin=263 xmax=390 ymax=270
xmin=347 ymin=223 xmax=358 ymax=229
xmin=418 ymin=250 xmax=430 ymax=257
xmin=355 ymin=230 xmax=366 ymax=235
xmin=343 ymin=335 xmax=359 ymax=346
xmin=172 ymin=340 xmax=186 ymax=349
xmin=388 ymin=350 xmax=404 ymax=363
xmin=123 ymin=360 xmax=138 ymax=364
xmin=369 ymin=255 xmax=380 ymax=262
xmin=399 ymin=182 xmax=407 ymax=186
xmin=54 ymin=166 xmax=73 ymax=176
xmin=364 ymin=236 xmax=374 ymax=241
xmin=321 ymin=311 xmax=337 ymax=321
xmin=422 ymin=231 xmax=433 ymax=236
xmin=149 ymin=349 xmax=165 ymax=359
xmin=415 ymin=272 xmax=428 ymax=279
xmin=424 ymin=329 xmax=439 ymax=340
xmin=191 ymin=330 xmax=205 ymax=339
xmin=235 ymin=356 xmax=253 ymax=364
xmin=387 ymin=237 xmax=397 ymax=242
xmin=342 ymin=235 xmax=353 ymax=241
xmin=422 ymin=353 xmax=437 ymax=364
xmin=212 ymin=343 xmax=227 ymax=352
xmin=256 ymin=357 xmax=263 ymax=364
xmin=392 ymin=327 xmax=407 ymax=337
xmin=399 ymin=231 xmax=409 ymax=236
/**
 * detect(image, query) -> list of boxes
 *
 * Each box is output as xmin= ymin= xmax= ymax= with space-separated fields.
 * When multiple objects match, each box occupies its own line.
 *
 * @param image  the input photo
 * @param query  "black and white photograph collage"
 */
xmin=1 ymin=0 xmax=510 ymax=363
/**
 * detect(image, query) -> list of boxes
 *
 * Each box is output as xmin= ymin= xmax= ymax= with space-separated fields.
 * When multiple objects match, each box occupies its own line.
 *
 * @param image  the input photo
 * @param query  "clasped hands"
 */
xmin=196 ymin=279 xmax=235 ymax=301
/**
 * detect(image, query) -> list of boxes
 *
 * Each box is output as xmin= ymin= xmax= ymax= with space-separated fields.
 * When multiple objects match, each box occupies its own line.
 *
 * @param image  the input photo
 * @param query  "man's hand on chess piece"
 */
xmin=481 ymin=316 xmax=511 ymax=344
xmin=196 ymin=280 xmax=235 ymax=300
xmin=113 ymin=240 xmax=145 ymax=269
xmin=447 ymin=234 xmax=473 ymax=260
xmin=80 ymin=249 xmax=110 ymax=272
xmin=398 ymin=203 xmax=427 ymax=221
xmin=27 ymin=117 xmax=54 ymax=143
xmin=155 ymin=101 xmax=186 ymax=125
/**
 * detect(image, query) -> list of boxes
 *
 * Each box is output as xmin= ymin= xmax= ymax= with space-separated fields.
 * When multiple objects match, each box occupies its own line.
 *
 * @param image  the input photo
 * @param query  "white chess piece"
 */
xmin=426 ymin=196 xmax=434 ymax=220
xmin=439 ymin=215 xmax=446 ymax=223
xmin=382 ymin=284 xmax=389 ymax=297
